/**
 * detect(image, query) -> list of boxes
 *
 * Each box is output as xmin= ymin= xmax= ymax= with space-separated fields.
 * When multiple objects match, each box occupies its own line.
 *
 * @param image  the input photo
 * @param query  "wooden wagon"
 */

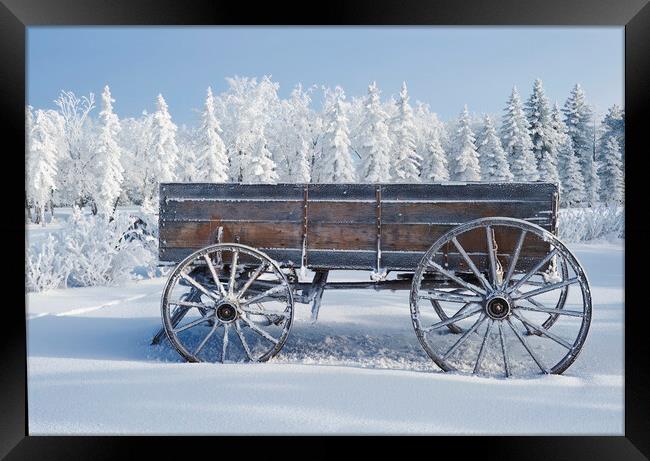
xmin=152 ymin=182 xmax=591 ymax=377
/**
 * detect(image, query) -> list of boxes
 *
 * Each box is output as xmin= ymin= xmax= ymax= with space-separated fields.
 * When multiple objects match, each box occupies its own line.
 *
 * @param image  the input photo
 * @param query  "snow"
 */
xmin=27 ymin=240 xmax=624 ymax=435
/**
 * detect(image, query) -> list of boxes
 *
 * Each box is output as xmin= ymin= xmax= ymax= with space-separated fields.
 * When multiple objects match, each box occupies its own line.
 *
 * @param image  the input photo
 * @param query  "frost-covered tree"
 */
xmin=449 ymin=105 xmax=481 ymax=181
xmin=196 ymin=87 xmax=229 ymax=182
xmin=551 ymin=103 xmax=585 ymax=205
xmin=358 ymin=82 xmax=392 ymax=182
xmin=316 ymin=86 xmax=356 ymax=183
xmin=390 ymin=82 xmax=421 ymax=182
xmin=599 ymin=104 xmax=625 ymax=162
xmin=477 ymin=115 xmax=513 ymax=181
xmin=27 ymin=110 xmax=64 ymax=225
xmin=242 ymin=128 xmax=279 ymax=183
xmin=420 ymin=127 xmax=449 ymax=182
xmin=119 ymin=113 xmax=153 ymax=205
xmin=563 ymin=84 xmax=598 ymax=204
xmin=271 ymin=85 xmax=313 ymax=182
xmin=501 ymin=87 xmax=538 ymax=181
xmin=54 ymin=91 xmax=96 ymax=207
xmin=526 ymin=79 xmax=555 ymax=170
xmin=93 ymin=85 xmax=124 ymax=218
xmin=25 ymin=105 xmax=34 ymax=222
xmin=598 ymin=135 xmax=624 ymax=204
xmin=142 ymin=94 xmax=179 ymax=213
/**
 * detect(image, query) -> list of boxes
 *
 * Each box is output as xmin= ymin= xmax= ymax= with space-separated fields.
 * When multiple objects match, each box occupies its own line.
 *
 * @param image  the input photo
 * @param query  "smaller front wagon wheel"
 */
xmin=161 ymin=243 xmax=294 ymax=363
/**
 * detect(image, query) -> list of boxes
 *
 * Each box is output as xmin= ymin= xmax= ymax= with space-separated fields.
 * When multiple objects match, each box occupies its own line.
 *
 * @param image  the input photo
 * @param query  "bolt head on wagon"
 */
xmin=151 ymin=181 xmax=591 ymax=378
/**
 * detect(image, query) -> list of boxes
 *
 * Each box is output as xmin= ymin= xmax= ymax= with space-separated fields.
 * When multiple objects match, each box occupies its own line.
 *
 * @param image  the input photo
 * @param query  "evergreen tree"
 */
xmin=94 ymin=85 xmax=124 ymax=218
xmin=358 ymin=82 xmax=392 ymax=182
xmin=563 ymin=84 xmax=598 ymax=204
xmin=449 ymin=105 xmax=481 ymax=181
xmin=390 ymin=82 xmax=421 ymax=182
xmin=317 ymin=87 xmax=356 ymax=183
xmin=551 ymin=103 xmax=585 ymax=205
xmin=599 ymin=104 xmax=625 ymax=162
xmin=477 ymin=115 xmax=513 ymax=181
xmin=598 ymin=134 xmax=624 ymax=204
xmin=142 ymin=94 xmax=179 ymax=213
xmin=501 ymin=87 xmax=539 ymax=181
xmin=525 ymin=78 xmax=555 ymax=169
xmin=197 ymin=87 xmax=229 ymax=182
xmin=420 ymin=127 xmax=449 ymax=182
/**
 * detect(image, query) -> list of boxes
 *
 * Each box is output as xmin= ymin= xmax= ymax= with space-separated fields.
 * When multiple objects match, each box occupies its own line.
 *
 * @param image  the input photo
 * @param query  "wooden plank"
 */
xmin=381 ymin=201 xmax=552 ymax=225
xmin=380 ymin=182 xmax=557 ymax=202
xmin=307 ymin=223 xmax=376 ymax=250
xmin=161 ymin=199 xmax=303 ymax=222
xmin=161 ymin=183 xmax=305 ymax=200
xmin=307 ymin=201 xmax=375 ymax=223
xmin=307 ymin=183 xmax=375 ymax=201
xmin=160 ymin=221 xmax=303 ymax=249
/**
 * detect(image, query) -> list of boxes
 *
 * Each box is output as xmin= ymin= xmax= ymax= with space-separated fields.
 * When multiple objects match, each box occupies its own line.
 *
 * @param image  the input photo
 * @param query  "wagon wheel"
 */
xmin=161 ymin=243 xmax=294 ymax=363
xmin=431 ymin=258 xmax=569 ymax=334
xmin=410 ymin=217 xmax=592 ymax=376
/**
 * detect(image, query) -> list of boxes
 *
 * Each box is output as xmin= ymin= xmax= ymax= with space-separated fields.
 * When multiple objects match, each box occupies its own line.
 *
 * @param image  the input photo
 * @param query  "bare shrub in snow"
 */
xmin=558 ymin=205 xmax=624 ymax=243
xmin=26 ymin=234 xmax=71 ymax=292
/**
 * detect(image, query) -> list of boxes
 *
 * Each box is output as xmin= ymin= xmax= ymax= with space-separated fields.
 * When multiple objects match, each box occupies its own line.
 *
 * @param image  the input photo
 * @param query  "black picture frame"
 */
xmin=2 ymin=0 xmax=648 ymax=458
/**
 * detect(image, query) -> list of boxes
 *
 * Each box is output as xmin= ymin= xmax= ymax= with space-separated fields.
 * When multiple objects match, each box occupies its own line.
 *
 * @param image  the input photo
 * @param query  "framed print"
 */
xmin=2 ymin=0 xmax=649 ymax=458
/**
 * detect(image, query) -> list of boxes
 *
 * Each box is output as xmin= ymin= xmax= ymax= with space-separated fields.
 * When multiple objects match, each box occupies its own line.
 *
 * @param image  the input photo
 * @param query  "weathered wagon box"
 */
xmin=158 ymin=182 xmax=558 ymax=272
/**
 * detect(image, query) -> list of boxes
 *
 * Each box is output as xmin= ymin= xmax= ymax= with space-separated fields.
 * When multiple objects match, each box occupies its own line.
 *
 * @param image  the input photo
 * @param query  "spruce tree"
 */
xmin=420 ymin=128 xmax=449 ymax=182
xmin=359 ymin=82 xmax=392 ymax=182
xmin=598 ymin=135 xmax=624 ymax=204
xmin=449 ymin=105 xmax=481 ymax=181
xmin=501 ymin=86 xmax=539 ymax=181
xmin=318 ymin=87 xmax=356 ymax=183
xmin=390 ymin=82 xmax=421 ymax=182
xmin=476 ymin=115 xmax=513 ymax=181
xmin=94 ymin=85 xmax=124 ymax=218
xmin=551 ymin=103 xmax=585 ymax=205
xmin=197 ymin=87 xmax=229 ymax=182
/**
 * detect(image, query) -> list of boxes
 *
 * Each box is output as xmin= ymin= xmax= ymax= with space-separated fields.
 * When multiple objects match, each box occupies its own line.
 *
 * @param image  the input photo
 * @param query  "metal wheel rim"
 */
xmin=161 ymin=243 xmax=294 ymax=363
xmin=410 ymin=217 xmax=592 ymax=377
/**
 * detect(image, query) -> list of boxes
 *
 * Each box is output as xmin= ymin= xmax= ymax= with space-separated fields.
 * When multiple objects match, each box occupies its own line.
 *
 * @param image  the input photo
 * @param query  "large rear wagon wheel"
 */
xmin=410 ymin=217 xmax=592 ymax=377
xmin=161 ymin=243 xmax=294 ymax=363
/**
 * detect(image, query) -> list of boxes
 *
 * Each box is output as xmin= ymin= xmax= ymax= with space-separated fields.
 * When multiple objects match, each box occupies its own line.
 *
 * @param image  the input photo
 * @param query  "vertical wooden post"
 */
xmin=301 ymin=184 xmax=309 ymax=269
xmin=375 ymin=184 xmax=382 ymax=274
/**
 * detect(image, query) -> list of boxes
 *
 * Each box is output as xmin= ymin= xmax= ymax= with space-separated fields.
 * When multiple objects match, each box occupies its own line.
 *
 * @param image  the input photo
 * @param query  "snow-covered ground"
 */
xmin=26 ymin=231 xmax=624 ymax=434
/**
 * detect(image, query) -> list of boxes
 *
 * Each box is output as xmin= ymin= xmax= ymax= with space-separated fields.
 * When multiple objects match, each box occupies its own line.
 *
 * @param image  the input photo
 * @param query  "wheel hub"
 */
xmin=216 ymin=302 xmax=238 ymax=323
xmin=485 ymin=295 xmax=511 ymax=320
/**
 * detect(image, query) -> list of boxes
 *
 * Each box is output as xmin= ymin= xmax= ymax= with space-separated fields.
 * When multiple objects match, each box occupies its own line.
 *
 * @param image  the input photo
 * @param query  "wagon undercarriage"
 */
xmin=153 ymin=183 xmax=592 ymax=377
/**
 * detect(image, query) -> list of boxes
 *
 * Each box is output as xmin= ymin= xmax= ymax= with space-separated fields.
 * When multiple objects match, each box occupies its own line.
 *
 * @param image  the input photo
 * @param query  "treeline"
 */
xmin=26 ymin=76 xmax=624 ymax=226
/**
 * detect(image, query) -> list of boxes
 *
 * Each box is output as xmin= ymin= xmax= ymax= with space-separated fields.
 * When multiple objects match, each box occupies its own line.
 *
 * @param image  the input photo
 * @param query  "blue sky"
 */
xmin=27 ymin=27 xmax=623 ymax=125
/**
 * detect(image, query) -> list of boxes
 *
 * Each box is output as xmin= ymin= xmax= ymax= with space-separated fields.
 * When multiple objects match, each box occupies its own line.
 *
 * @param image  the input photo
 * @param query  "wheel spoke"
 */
xmin=239 ymin=316 xmax=279 ymax=345
xmin=503 ymin=229 xmax=526 ymax=289
xmin=423 ymin=304 xmax=482 ymax=332
xmin=515 ymin=303 xmax=584 ymax=318
xmin=451 ymin=237 xmax=491 ymax=290
xmin=506 ymin=318 xmax=548 ymax=374
xmin=221 ymin=324 xmax=230 ymax=363
xmin=507 ymin=248 xmax=559 ymax=294
xmin=442 ymin=314 xmax=487 ymax=361
xmin=473 ymin=319 xmax=493 ymax=374
xmin=228 ymin=250 xmax=239 ymax=295
xmin=512 ymin=277 xmax=579 ymax=300
xmin=485 ymin=226 xmax=499 ymax=287
xmin=497 ymin=321 xmax=510 ymax=377
xmin=426 ymin=260 xmax=486 ymax=295
xmin=169 ymin=300 xmax=216 ymax=310
xmin=240 ymin=284 xmax=288 ymax=306
xmin=511 ymin=311 xmax=574 ymax=350
xmin=236 ymin=263 xmax=268 ymax=299
xmin=180 ymin=272 xmax=220 ymax=302
xmin=240 ymin=306 xmax=289 ymax=319
xmin=235 ymin=320 xmax=253 ymax=361
xmin=419 ymin=292 xmax=483 ymax=304
xmin=203 ymin=254 xmax=227 ymax=297
xmin=194 ymin=321 xmax=221 ymax=356
xmin=174 ymin=312 xmax=216 ymax=333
